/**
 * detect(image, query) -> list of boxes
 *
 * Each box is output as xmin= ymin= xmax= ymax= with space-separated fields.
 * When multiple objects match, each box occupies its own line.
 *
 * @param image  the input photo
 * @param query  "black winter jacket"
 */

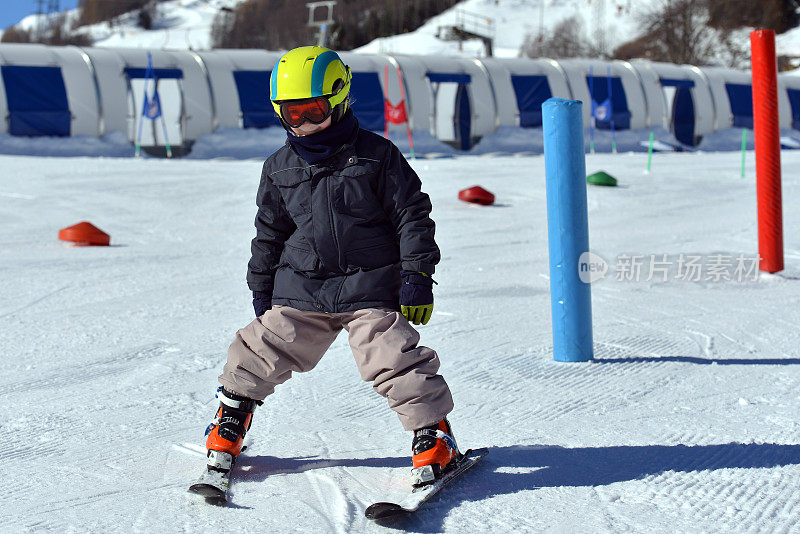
xmin=246 ymin=127 xmax=440 ymax=313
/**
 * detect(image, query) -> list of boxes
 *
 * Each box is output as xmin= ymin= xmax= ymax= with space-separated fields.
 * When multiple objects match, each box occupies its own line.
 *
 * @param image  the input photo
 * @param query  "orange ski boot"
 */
xmin=411 ymin=419 xmax=460 ymax=486
xmin=204 ymin=387 xmax=259 ymax=472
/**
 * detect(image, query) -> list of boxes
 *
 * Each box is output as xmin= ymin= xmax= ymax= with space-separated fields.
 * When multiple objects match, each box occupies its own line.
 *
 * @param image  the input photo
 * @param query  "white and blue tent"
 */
xmin=384 ymin=54 xmax=499 ymax=150
xmin=781 ymin=74 xmax=800 ymax=131
xmin=0 ymin=44 xmax=394 ymax=152
xmin=629 ymin=60 xmax=717 ymax=146
xmin=4 ymin=42 xmax=800 ymax=153
xmin=478 ymin=57 xmax=571 ymax=128
xmin=108 ymin=48 xmax=215 ymax=153
xmin=703 ymin=66 xmax=758 ymax=131
xmin=702 ymin=65 xmax=800 ymax=133
xmin=557 ymin=58 xmax=650 ymax=132
xmin=194 ymin=49 xmax=282 ymax=130
xmin=0 ymin=43 xmax=101 ymax=137
xmin=195 ymin=49 xmax=389 ymax=132
xmin=337 ymin=51 xmax=392 ymax=132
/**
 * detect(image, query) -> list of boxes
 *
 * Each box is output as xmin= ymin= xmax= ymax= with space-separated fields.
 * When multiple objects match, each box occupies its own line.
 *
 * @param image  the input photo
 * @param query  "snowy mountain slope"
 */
xmin=6 ymin=0 xmax=800 ymax=60
xmin=84 ymin=0 xmax=247 ymax=50
xmin=355 ymin=0 xmax=800 ymax=61
xmin=10 ymin=0 xmax=246 ymax=50
xmin=355 ymin=0 xmax=641 ymax=58
xmin=2 ymin=149 xmax=800 ymax=531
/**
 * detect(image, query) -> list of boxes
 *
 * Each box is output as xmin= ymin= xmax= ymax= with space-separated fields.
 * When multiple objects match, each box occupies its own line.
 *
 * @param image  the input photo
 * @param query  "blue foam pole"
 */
xmin=542 ymin=97 xmax=594 ymax=362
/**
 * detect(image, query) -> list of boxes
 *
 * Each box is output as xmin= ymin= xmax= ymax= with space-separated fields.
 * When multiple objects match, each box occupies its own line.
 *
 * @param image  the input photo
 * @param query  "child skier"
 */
xmin=202 ymin=46 xmax=458 ymax=487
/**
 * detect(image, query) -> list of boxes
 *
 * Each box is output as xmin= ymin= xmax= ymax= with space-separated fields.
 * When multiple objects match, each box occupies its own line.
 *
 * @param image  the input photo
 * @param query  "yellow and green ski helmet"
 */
xmin=270 ymin=46 xmax=352 ymax=120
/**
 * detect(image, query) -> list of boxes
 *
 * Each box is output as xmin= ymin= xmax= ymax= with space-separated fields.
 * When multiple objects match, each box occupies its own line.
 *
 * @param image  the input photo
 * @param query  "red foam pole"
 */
xmin=751 ymin=29 xmax=784 ymax=273
xmin=384 ymin=64 xmax=389 ymax=139
xmin=396 ymin=66 xmax=415 ymax=158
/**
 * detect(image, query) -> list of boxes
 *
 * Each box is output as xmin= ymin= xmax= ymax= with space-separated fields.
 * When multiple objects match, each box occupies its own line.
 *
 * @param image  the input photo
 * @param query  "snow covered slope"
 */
xmin=2 ymin=150 xmax=800 ymax=531
xmin=12 ymin=0 xmax=245 ymax=51
xmin=356 ymin=0 xmax=800 ymax=61
xmin=7 ymin=0 xmax=800 ymax=60
xmin=356 ymin=0 xmax=640 ymax=58
xmin=84 ymin=0 xmax=246 ymax=50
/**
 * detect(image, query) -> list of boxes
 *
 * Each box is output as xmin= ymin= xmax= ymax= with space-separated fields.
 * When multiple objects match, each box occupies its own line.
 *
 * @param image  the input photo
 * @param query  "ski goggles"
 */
xmin=279 ymin=96 xmax=333 ymax=128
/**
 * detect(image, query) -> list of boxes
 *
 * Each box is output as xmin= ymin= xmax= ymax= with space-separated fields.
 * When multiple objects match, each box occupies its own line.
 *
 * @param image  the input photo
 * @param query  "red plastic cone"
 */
xmin=458 ymin=186 xmax=495 ymax=206
xmin=58 ymin=221 xmax=110 ymax=246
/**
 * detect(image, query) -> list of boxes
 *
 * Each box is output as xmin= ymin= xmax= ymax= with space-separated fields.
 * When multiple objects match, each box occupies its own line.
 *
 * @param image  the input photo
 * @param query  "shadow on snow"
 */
xmin=593 ymin=356 xmax=800 ymax=365
xmin=235 ymin=442 xmax=800 ymax=532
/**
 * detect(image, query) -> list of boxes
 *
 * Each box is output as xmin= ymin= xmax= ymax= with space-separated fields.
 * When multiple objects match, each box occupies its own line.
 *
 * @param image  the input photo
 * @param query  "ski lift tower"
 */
xmin=307 ymin=1 xmax=336 ymax=47
xmin=436 ymin=8 xmax=495 ymax=56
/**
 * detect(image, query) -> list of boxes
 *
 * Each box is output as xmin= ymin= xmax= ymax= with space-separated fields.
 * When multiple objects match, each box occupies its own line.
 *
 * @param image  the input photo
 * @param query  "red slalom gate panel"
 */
xmin=458 ymin=186 xmax=495 ymax=206
xmin=751 ymin=29 xmax=784 ymax=273
xmin=58 ymin=221 xmax=110 ymax=246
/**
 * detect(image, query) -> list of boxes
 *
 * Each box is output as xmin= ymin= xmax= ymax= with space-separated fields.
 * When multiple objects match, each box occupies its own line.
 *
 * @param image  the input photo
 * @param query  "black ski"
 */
xmin=188 ymin=446 xmax=246 ymax=505
xmin=188 ymin=467 xmax=231 ymax=504
xmin=365 ymin=448 xmax=489 ymax=520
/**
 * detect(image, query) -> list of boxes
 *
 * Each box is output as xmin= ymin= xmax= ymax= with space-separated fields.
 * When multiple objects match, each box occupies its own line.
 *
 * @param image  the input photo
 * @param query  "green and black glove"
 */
xmin=400 ymin=271 xmax=435 ymax=325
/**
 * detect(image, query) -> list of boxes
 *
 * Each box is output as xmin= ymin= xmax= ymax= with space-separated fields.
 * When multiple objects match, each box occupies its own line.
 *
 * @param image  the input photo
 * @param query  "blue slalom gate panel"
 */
xmin=124 ymin=67 xmax=183 ymax=79
xmin=672 ymin=87 xmax=696 ymax=146
xmin=1 ymin=65 xmax=71 ymax=136
xmin=725 ymin=83 xmax=754 ymax=129
xmin=350 ymin=71 xmax=384 ymax=131
xmin=233 ymin=70 xmax=279 ymax=129
xmin=510 ymin=75 xmax=552 ymax=127
xmin=787 ymin=88 xmax=800 ymax=131
xmin=585 ymin=75 xmax=630 ymax=130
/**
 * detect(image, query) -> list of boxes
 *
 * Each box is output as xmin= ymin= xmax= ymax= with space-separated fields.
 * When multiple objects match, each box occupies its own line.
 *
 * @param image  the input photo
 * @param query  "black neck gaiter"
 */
xmin=286 ymin=110 xmax=359 ymax=164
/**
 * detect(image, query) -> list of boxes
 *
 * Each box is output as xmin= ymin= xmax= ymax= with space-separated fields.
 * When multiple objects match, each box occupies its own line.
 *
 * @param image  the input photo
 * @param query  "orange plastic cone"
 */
xmin=58 ymin=221 xmax=110 ymax=246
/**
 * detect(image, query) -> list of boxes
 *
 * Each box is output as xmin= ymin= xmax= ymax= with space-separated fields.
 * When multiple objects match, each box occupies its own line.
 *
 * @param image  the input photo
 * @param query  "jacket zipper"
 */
xmin=326 ymin=174 xmax=341 ymax=271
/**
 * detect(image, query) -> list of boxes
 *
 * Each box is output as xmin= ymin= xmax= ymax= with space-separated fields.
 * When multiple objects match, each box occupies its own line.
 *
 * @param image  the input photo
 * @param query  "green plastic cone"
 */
xmin=586 ymin=170 xmax=618 ymax=187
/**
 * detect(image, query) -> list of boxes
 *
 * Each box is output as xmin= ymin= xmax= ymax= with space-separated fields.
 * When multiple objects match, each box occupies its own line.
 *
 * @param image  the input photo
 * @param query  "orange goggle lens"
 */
xmin=279 ymin=97 xmax=332 ymax=127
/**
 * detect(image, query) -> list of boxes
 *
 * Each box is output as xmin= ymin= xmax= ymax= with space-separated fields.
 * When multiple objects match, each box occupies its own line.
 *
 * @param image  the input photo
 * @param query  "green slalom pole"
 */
xmin=646 ymin=131 xmax=654 ymax=173
xmin=159 ymin=113 xmax=173 ymax=158
xmin=740 ymin=129 xmax=747 ymax=178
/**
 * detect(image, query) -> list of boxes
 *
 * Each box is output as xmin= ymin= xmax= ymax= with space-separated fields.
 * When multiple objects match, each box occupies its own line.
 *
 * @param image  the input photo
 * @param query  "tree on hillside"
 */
xmin=211 ymin=0 xmax=461 ymax=51
xmin=612 ymin=0 xmax=749 ymax=68
xmin=521 ymin=16 xmax=598 ymax=60
xmin=329 ymin=0 xmax=460 ymax=50
xmin=707 ymin=0 xmax=800 ymax=34
xmin=1 ymin=27 xmax=32 ymax=43
xmin=77 ymin=0 xmax=163 ymax=27
xmin=211 ymin=0 xmax=309 ymax=49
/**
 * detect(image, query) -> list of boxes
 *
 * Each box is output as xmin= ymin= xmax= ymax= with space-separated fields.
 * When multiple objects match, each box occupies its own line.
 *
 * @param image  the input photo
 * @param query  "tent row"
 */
xmin=2 ymin=42 xmax=800 ymax=152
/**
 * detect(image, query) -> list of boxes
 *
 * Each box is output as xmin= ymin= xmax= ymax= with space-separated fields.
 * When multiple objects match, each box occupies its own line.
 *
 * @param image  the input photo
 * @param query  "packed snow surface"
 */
xmin=2 ymin=149 xmax=800 ymax=532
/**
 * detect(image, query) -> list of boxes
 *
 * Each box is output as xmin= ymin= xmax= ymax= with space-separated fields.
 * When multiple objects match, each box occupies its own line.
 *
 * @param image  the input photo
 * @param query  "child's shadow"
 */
xmin=236 ymin=442 xmax=800 ymax=532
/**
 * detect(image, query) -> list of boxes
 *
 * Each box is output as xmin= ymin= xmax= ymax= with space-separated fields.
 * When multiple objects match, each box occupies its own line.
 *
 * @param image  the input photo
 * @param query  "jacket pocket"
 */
xmin=271 ymin=170 xmax=312 ymax=217
xmin=345 ymin=240 xmax=400 ymax=270
xmin=280 ymin=243 xmax=320 ymax=273
xmin=333 ymin=173 xmax=384 ymax=221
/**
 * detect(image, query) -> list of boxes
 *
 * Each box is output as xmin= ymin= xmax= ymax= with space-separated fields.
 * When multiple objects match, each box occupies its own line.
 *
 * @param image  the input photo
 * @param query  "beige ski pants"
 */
xmin=219 ymin=305 xmax=453 ymax=431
